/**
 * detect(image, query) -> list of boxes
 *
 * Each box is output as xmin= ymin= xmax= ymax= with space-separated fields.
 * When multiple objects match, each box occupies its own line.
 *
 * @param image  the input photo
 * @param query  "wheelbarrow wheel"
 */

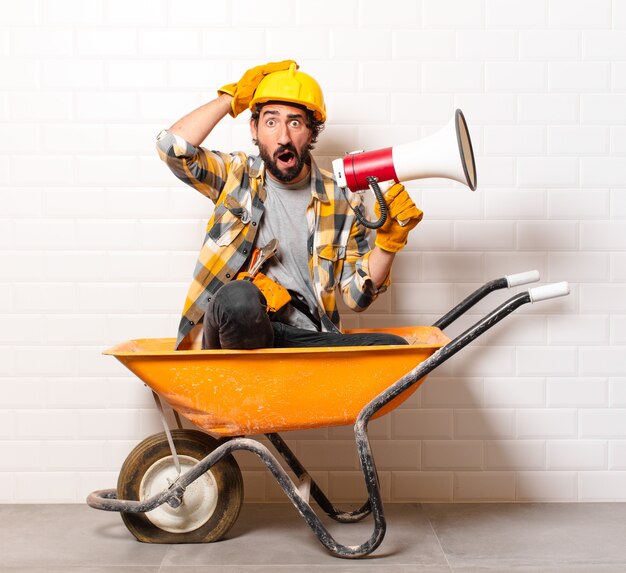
xmin=117 ymin=429 xmax=243 ymax=544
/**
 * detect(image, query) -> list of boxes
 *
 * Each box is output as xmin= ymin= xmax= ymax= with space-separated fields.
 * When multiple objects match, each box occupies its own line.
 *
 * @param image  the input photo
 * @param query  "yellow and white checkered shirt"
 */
xmin=156 ymin=130 xmax=389 ymax=349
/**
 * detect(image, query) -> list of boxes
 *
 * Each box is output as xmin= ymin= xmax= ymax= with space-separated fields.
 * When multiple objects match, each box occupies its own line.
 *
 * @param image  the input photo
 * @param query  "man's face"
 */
xmin=250 ymin=104 xmax=313 ymax=184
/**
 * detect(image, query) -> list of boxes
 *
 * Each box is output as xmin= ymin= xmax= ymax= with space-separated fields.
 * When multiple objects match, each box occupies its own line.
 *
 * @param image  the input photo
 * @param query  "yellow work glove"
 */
xmin=217 ymin=60 xmax=298 ymax=118
xmin=374 ymin=183 xmax=423 ymax=253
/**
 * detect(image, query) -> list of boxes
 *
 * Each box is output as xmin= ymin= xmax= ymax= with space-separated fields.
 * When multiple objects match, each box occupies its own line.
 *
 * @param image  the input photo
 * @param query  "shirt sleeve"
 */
xmin=155 ymin=129 xmax=231 ymax=203
xmin=339 ymin=219 xmax=390 ymax=312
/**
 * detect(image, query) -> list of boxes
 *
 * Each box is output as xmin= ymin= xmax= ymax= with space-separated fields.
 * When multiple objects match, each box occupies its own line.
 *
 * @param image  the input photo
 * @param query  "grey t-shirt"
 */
xmin=256 ymin=173 xmax=320 ymax=330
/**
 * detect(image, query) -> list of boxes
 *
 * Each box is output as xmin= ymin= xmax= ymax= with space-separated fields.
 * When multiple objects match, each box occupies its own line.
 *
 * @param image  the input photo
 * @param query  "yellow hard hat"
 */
xmin=249 ymin=63 xmax=326 ymax=122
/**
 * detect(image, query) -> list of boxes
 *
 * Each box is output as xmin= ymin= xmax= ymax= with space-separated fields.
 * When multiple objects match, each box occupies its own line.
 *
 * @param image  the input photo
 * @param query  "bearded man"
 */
xmin=156 ymin=61 xmax=422 ymax=350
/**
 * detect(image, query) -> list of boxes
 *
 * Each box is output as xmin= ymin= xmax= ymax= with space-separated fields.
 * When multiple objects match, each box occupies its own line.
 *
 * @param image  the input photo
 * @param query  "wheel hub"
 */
xmin=140 ymin=455 xmax=219 ymax=533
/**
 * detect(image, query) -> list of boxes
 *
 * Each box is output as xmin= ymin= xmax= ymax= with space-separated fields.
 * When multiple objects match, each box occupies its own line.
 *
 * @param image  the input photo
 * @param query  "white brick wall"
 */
xmin=1 ymin=0 xmax=625 ymax=504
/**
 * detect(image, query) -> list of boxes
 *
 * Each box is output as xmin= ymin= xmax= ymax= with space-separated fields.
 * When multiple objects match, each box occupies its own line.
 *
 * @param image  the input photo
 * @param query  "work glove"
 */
xmin=217 ymin=60 xmax=298 ymax=118
xmin=374 ymin=183 xmax=423 ymax=253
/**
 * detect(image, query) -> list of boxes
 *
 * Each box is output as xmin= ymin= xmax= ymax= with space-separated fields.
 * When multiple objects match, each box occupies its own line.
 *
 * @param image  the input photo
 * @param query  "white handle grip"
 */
xmin=506 ymin=270 xmax=540 ymax=288
xmin=528 ymin=281 xmax=570 ymax=303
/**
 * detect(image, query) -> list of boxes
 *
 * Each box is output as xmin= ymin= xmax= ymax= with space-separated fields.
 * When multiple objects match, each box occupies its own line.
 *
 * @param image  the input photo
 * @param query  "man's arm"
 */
xmin=167 ymin=59 xmax=297 ymax=146
xmin=340 ymin=183 xmax=422 ymax=312
xmin=156 ymin=94 xmax=237 ymax=202
xmin=368 ymin=247 xmax=396 ymax=289
xmin=368 ymin=183 xmax=423 ymax=288
xmin=168 ymin=93 xmax=233 ymax=147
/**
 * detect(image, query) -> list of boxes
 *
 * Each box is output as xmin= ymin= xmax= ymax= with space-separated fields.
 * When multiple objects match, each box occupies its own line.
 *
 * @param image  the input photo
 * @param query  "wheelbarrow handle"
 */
xmin=529 ymin=281 xmax=570 ymax=302
xmin=506 ymin=269 xmax=540 ymax=287
xmin=361 ymin=280 xmax=570 ymax=426
xmin=433 ymin=269 xmax=541 ymax=330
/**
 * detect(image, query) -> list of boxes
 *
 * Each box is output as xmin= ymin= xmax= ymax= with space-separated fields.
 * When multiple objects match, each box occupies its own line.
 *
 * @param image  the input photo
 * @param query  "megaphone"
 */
xmin=332 ymin=109 xmax=477 ymax=228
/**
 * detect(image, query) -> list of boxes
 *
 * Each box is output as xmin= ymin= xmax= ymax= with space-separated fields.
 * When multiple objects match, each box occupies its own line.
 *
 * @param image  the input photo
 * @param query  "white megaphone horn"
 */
xmin=333 ymin=109 xmax=477 ymax=194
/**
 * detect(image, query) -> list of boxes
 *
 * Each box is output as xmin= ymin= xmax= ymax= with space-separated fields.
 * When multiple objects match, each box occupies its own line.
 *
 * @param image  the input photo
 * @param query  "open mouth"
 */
xmin=276 ymin=149 xmax=296 ymax=167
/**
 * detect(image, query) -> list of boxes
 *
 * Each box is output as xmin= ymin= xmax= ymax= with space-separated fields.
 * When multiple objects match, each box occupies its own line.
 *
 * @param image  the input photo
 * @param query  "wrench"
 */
xmin=248 ymin=239 xmax=279 ymax=277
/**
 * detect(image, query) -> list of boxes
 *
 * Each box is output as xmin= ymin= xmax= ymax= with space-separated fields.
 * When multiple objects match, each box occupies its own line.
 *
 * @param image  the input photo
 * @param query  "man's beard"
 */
xmin=257 ymin=141 xmax=310 ymax=183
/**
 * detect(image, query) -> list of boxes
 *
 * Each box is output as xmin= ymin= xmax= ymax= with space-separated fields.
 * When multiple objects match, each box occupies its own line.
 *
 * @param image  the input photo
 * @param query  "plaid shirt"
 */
xmin=156 ymin=130 xmax=389 ymax=349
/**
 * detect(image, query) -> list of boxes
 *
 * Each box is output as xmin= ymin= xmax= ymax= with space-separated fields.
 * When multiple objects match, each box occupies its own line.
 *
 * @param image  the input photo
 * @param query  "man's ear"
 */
xmin=250 ymin=118 xmax=258 ymax=141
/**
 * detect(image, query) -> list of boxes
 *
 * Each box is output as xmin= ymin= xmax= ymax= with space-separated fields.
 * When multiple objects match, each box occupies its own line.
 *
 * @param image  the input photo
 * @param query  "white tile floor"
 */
xmin=2 ymin=502 xmax=626 ymax=572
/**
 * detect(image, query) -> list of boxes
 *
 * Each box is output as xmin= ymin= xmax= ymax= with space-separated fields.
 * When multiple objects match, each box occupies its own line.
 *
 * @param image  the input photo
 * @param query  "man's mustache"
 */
xmin=274 ymin=144 xmax=298 ymax=159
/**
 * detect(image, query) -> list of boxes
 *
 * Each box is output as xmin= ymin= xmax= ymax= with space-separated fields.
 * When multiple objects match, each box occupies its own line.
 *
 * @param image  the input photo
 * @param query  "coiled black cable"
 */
xmin=342 ymin=176 xmax=388 ymax=230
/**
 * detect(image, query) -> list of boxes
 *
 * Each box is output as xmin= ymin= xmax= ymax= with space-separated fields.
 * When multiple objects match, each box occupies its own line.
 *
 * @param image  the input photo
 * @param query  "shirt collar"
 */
xmin=250 ymin=155 xmax=264 ymax=179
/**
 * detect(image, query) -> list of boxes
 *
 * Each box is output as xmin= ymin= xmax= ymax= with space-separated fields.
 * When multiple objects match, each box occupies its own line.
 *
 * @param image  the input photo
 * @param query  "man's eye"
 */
xmin=266 ymin=119 xmax=276 ymax=127
xmin=290 ymin=120 xmax=301 ymax=128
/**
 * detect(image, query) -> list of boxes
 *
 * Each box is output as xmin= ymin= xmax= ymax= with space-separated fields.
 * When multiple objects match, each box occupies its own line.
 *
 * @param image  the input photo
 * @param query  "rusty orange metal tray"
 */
xmin=104 ymin=326 xmax=450 ymax=436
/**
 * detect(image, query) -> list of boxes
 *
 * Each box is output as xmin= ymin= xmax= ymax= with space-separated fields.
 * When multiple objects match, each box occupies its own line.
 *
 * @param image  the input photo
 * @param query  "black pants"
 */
xmin=202 ymin=280 xmax=408 ymax=350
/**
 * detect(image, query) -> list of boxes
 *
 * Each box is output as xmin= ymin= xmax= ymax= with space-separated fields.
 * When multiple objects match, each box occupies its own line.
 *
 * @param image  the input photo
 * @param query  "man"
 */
xmin=156 ymin=61 xmax=423 ymax=350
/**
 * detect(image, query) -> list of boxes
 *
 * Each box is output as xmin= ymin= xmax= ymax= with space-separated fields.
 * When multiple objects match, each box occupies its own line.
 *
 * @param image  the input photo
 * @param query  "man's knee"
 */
xmin=204 ymin=280 xmax=273 ymax=349
xmin=211 ymin=280 xmax=267 ymax=323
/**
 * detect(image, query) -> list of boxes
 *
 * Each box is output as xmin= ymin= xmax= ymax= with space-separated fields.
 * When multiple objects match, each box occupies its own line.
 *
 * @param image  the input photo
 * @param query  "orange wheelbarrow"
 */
xmin=88 ymin=272 xmax=568 ymax=558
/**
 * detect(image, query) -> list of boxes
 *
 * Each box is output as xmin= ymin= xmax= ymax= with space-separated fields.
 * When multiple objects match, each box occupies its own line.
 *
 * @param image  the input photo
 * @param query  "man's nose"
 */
xmin=276 ymin=122 xmax=292 ymax=144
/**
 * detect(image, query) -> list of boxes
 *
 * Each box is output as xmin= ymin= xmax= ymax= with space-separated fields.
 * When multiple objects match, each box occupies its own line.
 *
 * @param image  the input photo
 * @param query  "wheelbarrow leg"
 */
xmin=265 ymin=433 xmax=372 ymax=523
xmin=205 ymin=438 xmax=387 ymax=558
xmin=246 ymin=437 xmax=386 ymax=558
xmin=151 ymin=391 xmax=181 ymax=475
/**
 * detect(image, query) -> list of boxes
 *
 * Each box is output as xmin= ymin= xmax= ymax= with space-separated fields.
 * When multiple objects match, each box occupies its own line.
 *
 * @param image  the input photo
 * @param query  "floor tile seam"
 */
xmin=158 ymin=546 xmax=349 ymax=570
xmin=156 ymin=561 xmax=402 ymax=569
xmin=0 ymin=563 xmax=162 ymax=573
xmin=19 ymin=565 xmax=167 ymax=569
xmin=420 ymin=502 xmax=454 ymax=573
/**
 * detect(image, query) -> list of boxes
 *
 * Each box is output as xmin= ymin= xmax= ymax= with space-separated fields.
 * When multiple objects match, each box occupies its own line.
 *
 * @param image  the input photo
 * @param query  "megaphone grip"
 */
xmin=340 ymin=179 xmax=388 ymax=230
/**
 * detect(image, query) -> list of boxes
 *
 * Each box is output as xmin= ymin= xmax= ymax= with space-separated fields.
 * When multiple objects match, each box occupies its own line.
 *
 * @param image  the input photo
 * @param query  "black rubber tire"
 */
xmin=117 ymin=429 xmax=243 ymax=543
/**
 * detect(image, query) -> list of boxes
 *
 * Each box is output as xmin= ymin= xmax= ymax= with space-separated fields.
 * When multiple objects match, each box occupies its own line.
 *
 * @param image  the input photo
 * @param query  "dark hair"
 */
xmin=250 ymin=102 xmax=325 ymax=150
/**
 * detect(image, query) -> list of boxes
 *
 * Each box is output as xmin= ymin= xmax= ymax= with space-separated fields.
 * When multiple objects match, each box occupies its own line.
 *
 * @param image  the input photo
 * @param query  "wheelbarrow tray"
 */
xmin=104 ymin=326 xmax=450 ymax=437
